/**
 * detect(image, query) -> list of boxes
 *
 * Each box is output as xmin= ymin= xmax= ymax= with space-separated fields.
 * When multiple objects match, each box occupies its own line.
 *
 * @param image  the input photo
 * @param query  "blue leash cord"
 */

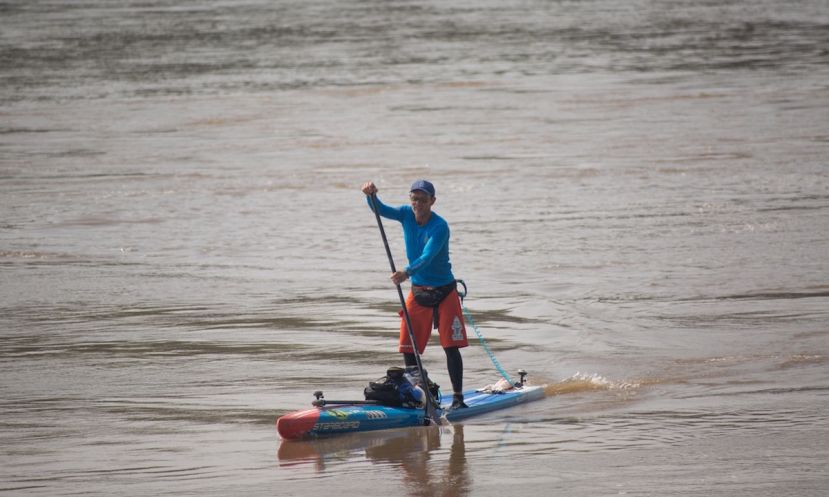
xmin=456 ymin=280 xmax=515 ymax=386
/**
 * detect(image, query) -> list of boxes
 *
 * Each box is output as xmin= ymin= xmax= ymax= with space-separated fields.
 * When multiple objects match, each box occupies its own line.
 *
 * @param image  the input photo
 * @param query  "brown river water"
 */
xmin=1 ymin=1 xmax=828 ymax=496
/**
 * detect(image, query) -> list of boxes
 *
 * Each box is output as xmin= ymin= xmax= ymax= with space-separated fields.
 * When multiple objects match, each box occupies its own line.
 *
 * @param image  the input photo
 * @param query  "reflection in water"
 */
xmin=367 ymin=425 xmax=468 ymax=497
xmin=278 ymin=425 xmax=469 ymax=497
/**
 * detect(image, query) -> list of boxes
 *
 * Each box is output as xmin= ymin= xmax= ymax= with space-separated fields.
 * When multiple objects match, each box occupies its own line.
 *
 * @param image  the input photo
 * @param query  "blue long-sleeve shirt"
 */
xmin=367 ymin=196 xmax=455 ymax=287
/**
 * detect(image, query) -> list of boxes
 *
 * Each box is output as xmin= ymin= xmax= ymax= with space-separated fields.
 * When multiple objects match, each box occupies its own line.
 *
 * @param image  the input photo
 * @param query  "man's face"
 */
xmin=409 ymin=191 xmax=435 ymax=219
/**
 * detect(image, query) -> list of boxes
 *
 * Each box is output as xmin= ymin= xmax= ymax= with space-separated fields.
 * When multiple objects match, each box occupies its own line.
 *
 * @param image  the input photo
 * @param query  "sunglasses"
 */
xmin=409 ymin=194 xmax=432 ymax=203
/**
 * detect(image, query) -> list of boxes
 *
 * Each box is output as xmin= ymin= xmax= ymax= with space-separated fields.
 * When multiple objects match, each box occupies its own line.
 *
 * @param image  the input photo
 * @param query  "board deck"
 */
xmin=276 ymin=385 xmax=545 ymax=440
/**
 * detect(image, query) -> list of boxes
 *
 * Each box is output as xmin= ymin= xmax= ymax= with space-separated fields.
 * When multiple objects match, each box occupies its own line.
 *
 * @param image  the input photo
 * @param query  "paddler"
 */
xmin=361 ymin=179 xmax=469 ymax=409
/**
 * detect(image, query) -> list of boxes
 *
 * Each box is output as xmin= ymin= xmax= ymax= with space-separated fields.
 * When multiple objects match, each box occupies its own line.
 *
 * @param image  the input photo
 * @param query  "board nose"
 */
xmin=277 ymin=409 xmax=321 ymax=440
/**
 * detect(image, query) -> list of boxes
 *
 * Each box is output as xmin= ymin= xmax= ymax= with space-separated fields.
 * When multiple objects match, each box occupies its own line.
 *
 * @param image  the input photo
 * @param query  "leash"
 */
xmin=456 ymin=280 xmax=516 ymax=386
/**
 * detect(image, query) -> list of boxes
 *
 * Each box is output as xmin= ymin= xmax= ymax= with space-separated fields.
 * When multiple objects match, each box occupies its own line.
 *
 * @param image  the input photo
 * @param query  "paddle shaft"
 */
xmin=313 ymin=399 xmax=380 ymax=407
xmin=368 ymin=193 xmax=437 ymax=421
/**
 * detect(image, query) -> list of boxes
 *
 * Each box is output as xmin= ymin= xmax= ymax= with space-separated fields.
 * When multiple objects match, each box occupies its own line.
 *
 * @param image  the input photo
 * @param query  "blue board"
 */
xmin=277 ymin=385 xmax=545 ymax=439
xmin=443 ymin=386 xmax=545 ymax=422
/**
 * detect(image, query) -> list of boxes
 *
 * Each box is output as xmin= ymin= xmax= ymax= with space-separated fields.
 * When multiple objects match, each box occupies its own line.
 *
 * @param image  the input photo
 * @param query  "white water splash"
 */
xmin=545 ymin=372 xmax=641 ymax=396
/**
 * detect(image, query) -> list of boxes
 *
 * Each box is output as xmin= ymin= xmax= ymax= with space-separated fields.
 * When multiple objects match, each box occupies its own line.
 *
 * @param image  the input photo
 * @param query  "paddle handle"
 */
xmin=370 ymin=193 xmax=400 ymax=274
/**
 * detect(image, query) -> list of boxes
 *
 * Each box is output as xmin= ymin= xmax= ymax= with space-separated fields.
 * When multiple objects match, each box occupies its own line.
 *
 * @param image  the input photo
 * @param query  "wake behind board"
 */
xmin=276 ymin=383 xmax=545 ymax=440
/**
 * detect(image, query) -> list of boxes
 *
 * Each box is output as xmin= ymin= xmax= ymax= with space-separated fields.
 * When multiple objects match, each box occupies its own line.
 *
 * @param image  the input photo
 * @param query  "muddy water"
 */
xmin=1 ymin=1 xmax=828 ymax=495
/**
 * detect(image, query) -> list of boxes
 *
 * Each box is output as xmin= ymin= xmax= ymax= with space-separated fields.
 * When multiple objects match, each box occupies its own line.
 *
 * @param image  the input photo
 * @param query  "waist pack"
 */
xmin=412 ymin=281 xmax=456 ymax=308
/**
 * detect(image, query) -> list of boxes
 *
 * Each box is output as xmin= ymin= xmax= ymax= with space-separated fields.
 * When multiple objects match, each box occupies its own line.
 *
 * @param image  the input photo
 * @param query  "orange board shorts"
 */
xmin=398 ymin=288 xmax=469 ymax=354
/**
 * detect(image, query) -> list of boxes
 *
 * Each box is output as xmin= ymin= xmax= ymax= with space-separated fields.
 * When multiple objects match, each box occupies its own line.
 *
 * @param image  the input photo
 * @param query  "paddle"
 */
xmin=368 ymin=192 xmax=439 ymax=424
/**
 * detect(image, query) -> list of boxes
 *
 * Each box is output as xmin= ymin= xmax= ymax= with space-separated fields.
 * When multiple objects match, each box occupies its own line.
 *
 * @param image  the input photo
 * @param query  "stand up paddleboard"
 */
xmin=278 ymin=193 xmax=546 ymax=440
xmin=276 ymin=370 xmax=545 ymax=440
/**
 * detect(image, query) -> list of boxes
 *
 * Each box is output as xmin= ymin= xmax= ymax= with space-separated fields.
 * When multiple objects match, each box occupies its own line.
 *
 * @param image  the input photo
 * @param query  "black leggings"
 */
xmin=403 ymin=347 xmax=463 ymax=394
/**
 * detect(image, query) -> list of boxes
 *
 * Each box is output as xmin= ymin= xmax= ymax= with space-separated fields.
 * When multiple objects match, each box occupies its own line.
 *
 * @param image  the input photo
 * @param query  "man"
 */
xmin=361 ymin=179 xmax=469 ymax=409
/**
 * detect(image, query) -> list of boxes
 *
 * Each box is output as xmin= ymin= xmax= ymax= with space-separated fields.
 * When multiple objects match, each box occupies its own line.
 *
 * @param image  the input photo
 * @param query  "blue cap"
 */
xmin=410 ymin=179 xmax=435 ymax=197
